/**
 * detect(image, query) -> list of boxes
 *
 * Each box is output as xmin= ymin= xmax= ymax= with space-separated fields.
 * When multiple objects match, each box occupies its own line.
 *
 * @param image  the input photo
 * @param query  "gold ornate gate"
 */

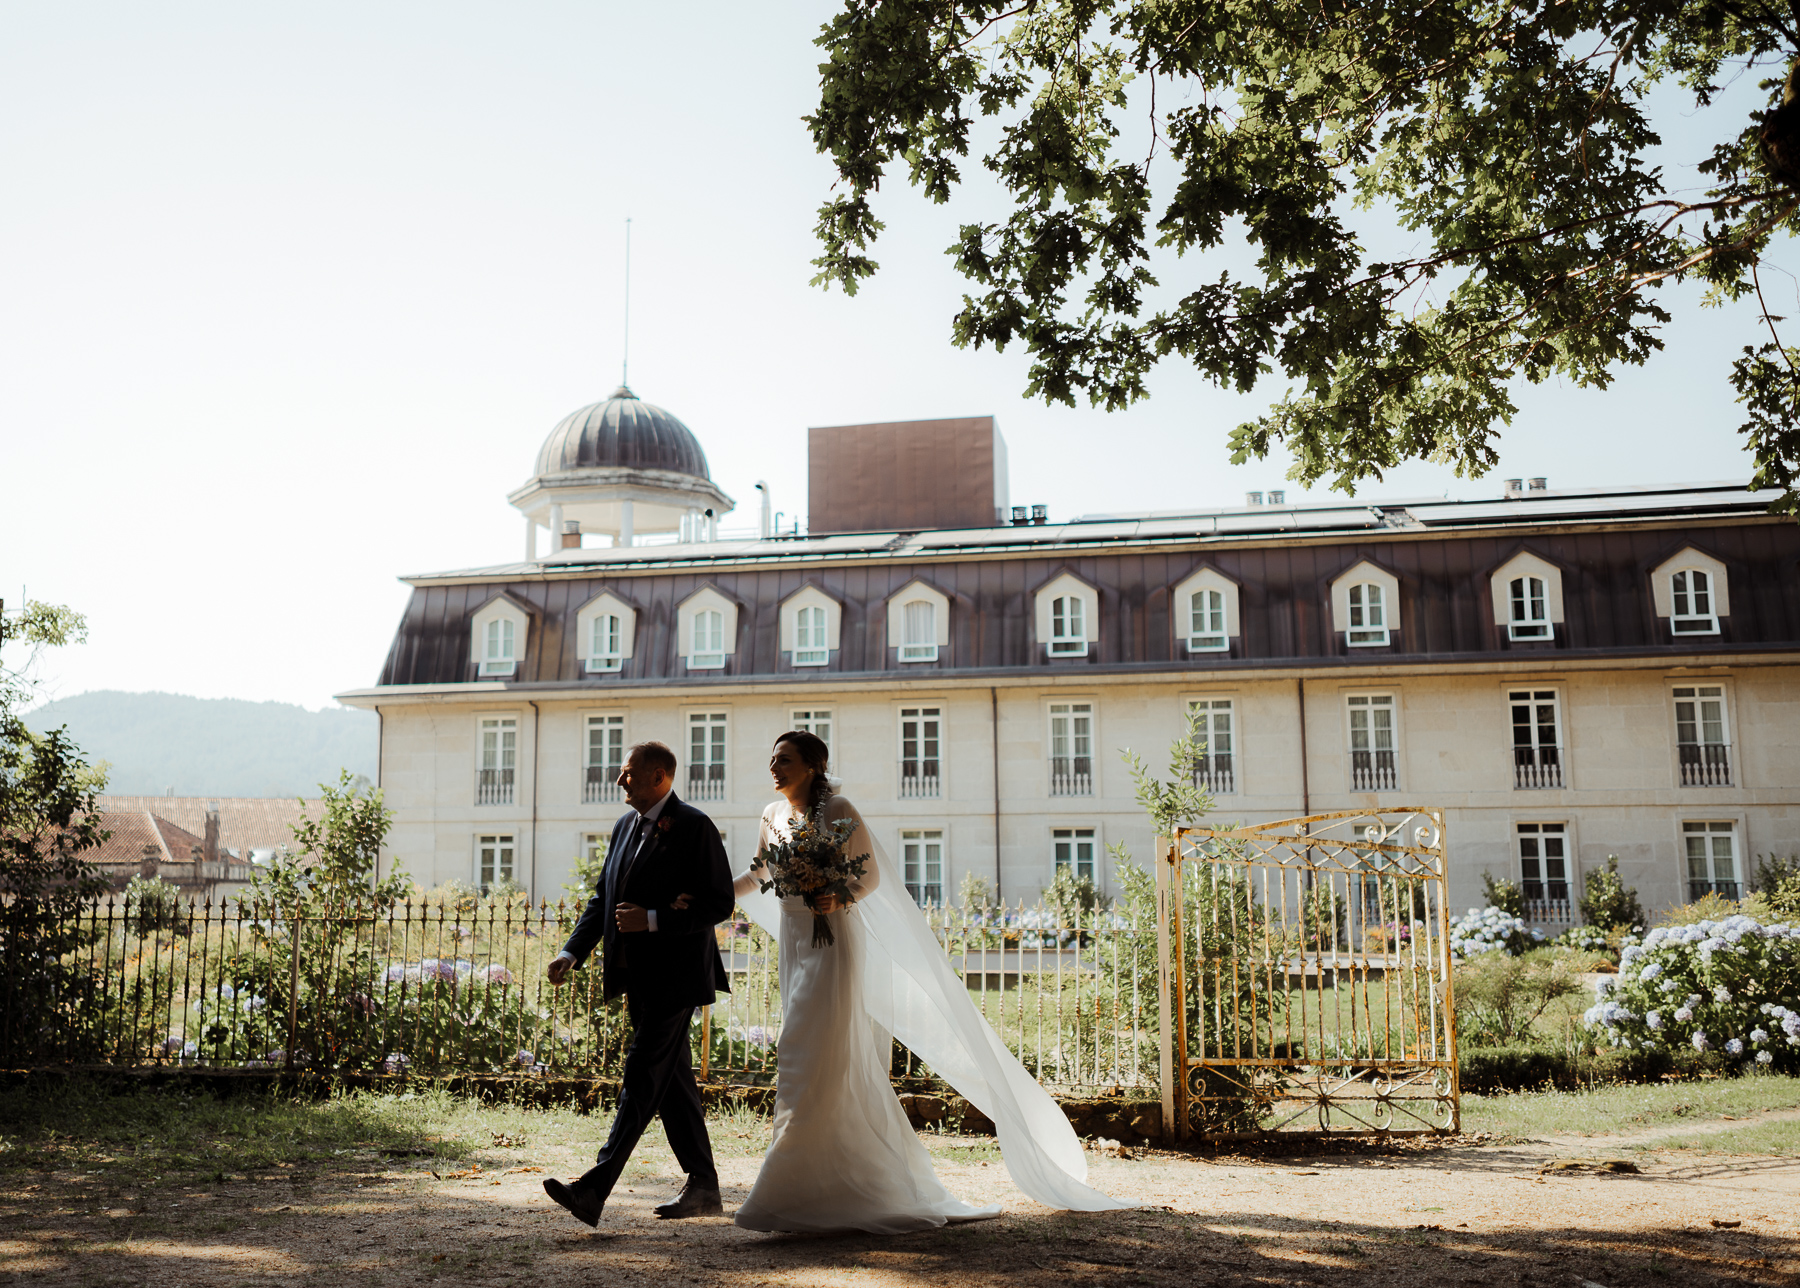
xmin=1155 ymin=810 xmax=1458 ymax=1140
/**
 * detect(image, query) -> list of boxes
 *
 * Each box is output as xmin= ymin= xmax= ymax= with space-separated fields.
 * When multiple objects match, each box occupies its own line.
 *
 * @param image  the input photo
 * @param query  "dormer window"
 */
xmin=900 ymin=600 xmax=938 ymax=662
xmin=481 ymin=619 xmax=517 ymax=675
xmin=586 ymin=614 xmax=623 ymax=673
xmin=1508 ymin=576 xmax=1551 ymax=640
xmin=574 ymin=590 xmax=636 ymax=678
xmin=1033 ymin=571 xmax=1099 ymax=659
xmin=1049 ymin=595 xmax=1088 ymax=656
xmin=1346 ymin=583 xmax=1388 ymax=646
xmin=690 ymin=609 xmax=725 ymax=669
xmin=1670 ymin=569 xmax=1718 ymax=635
xmin=780 ymin=585 xmax=841 ymax=668
xmin=794 ymin=605 xmax=829 ymax=666
xmin=1188 ymin=589 xmax=1227 ymax=652
xmin=677 ymin=586 xmax=738 ymax=672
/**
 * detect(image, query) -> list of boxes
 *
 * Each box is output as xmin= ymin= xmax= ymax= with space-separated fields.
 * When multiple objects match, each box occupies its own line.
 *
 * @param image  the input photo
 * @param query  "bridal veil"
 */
xmin=736 ymin=796 xmax=1132 ymax=1214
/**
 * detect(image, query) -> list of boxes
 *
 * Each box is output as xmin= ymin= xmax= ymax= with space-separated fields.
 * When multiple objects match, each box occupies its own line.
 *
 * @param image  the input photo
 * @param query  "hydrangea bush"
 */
xmin=1584 ymin=914 xmax=1800 ymax=1071
xmin=1449 ymin=906 xmax=1543 ymax=960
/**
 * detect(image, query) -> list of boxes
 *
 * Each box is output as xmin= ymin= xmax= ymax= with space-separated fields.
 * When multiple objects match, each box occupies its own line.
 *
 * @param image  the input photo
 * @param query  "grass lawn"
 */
xmin=1462 ymin=1074 xmax=1800 ymax=1146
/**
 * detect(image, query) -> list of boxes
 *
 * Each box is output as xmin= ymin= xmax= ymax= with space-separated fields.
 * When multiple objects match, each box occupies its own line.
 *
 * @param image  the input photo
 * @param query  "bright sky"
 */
xmin=2 ymin=2 xmax=1772 ymax=710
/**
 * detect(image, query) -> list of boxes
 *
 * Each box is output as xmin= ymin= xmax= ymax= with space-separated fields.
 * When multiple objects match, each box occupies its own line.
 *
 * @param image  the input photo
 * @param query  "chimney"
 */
xmin=204 ymin=802 xmax=221 ymax=865
xmin=754 ymin=482 xmax=771 ymax=539
xmin=1504 ymin=478 xmax=1524 ymax=497
xmin=140 ymin=841 xmax=160 ymax=880
xmin=1245 ymin=491 xmax=1264 ymax=506
xmin=1011 ymin=506 xmax=1028 ymax=525
xmin=1030 ymin=504 xmax=1048 ymax=525
xmin=1528 ymin=477 xmax=1548 ymax=492
xmin=560 ymin=520 xmax=581 ymax=549
xmin=1267 ymin=490 xmax=1285 ymax=505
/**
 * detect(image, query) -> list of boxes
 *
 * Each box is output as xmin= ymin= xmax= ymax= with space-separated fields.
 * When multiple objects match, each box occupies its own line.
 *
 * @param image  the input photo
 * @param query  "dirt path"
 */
xmin=3 ymin=1118 xmax=1797 ymax=1288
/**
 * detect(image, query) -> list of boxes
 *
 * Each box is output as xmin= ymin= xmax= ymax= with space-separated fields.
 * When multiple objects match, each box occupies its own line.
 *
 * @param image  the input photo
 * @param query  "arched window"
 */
xmin=690 ymin=609 xmax=725 ymax=669
xmin=586 ymin=613 xmax=623 ymax=673
xmin=1346 ymin=583 xmax=1388 ymax=647
xmin=1670 ymin=568 xmax=1718 ymax=635
xmin=900 ymin=600 xmax=938 ymax=662
xmin=794 ymin=604 xmax=829 ymax=666
xmin=1508 ymin=576 xmax=1550 ymax=640
xmin=481 ymin=618 xmax=516 ymax=675
xmin=1049 ymin=595 xmax=1088 ymax=656
xmin=1189 ymin=589 xmax=1227 ymax=652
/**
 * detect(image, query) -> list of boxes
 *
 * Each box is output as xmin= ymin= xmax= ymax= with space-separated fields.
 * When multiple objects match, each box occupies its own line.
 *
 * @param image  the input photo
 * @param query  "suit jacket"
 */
xmin=560 ymin=792 xmax=734 ymax=1013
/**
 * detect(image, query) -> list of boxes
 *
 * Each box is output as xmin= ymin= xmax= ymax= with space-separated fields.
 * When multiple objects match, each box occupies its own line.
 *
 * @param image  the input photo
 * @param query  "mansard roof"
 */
xmin=351 ymin=481 xmax=1799 ymax=693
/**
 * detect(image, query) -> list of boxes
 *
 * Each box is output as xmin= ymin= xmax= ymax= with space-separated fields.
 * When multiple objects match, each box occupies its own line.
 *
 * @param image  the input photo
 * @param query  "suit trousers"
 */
xmin=578 ymin=995 xmax=717 ymax=1200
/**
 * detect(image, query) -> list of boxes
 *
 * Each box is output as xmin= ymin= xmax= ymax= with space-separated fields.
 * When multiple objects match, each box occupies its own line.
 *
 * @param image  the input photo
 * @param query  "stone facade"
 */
xmin=340 ymin=481 xmax=1800 ymax=922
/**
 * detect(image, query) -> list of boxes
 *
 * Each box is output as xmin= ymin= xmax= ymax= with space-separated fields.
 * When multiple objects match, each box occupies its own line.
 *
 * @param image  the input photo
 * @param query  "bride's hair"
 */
xmin=773 ymin=730 xmax=833 ymax=817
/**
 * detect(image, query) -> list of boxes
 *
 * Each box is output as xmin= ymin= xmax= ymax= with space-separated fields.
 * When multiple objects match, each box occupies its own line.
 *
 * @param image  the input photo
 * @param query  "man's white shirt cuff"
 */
xmin=646 ymin=910 xmax=658 ymax=931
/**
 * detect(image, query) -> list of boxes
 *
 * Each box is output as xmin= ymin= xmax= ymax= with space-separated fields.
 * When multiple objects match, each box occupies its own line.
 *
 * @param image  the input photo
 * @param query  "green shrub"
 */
xmin=1482 ymin=873 xmax=1525 ymax=917
xmin=1459 ymin=1041 xmax=1674 ymax=1093
xmin=1755 ymin=854 xmax=1800 ymax=919
xmin=1579 ymin=855 xmax=1646 ymax=932
xmin=1455 ymin=949 xmax=1584 ymax=1046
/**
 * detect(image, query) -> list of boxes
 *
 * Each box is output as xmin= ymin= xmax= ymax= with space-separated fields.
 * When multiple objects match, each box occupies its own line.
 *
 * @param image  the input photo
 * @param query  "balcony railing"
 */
xmin=1049 ymin=757 xmax=1093 ymax=797
xmin=1678 ymin=743 xmax=1732 ymax=787
xmin=899 ymin=763 xmax=940 ymax=798
xmin=1349 ymin=749 xmax=1398 ymax=791
xmin=686 ymin=766 xmax=726 ymax=802
xmin=1523 ymin=897 xmax=1574 ymax=933
xmin=583 ymin=768 xmax=622 ymax=806
xmin=476 ymin=768 xmax=514 ymax=806
xmin=1192 ymin=761 xmax=1234 ymax=795
xmin=1513 ymin=752 xmax=1563 ymax=789
xmin=1688 ymin=879 xmax=1741 ymax=901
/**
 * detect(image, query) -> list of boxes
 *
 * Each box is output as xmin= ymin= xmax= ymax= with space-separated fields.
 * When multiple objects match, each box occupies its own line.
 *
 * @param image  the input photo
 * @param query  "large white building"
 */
xmin=337 ymin=387 xmax=1800 ymax=922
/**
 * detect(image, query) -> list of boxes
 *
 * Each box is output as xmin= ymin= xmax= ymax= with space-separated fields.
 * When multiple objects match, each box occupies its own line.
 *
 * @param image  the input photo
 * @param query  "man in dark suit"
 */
xmin=542 ymin=740 xmax=735 ymax=1227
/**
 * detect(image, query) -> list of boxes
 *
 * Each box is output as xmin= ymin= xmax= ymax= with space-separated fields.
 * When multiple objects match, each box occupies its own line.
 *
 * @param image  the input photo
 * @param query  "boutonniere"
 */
xmin=656 ymin=817 xmax=674 ymax=834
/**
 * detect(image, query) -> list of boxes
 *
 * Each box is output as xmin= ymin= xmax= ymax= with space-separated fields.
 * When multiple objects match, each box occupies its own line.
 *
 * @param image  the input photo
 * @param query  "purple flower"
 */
xmin=382 ymin=1052 xmax=411 ymax=1073
xmin=1726 ymin=1038 xmax=1745 ymax=1056
xmin=383 ymin=963 xmax=407 ymax=983
xmin=481 ymin=964 xmax=515 ymax=986
xmin=515 ymin=1049 xmax=536 ymax=1067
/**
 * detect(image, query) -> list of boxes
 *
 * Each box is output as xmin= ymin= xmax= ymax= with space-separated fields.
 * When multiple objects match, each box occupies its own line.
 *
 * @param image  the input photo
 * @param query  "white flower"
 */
xmin=1757 ymin=1051 xmax=1774 ymax=1065
xmin=1726 ymin=1038 xmax=1745 ymax=1056
xmin=1751 ymin=1028 xmax=1769 ymax=1043
xmin=1645 ymin=1010 xmax=1662 ymax=1030
xmin=1674 ymin=1007 xmax=1693 ymax=1022
xmin=1638 ymin=962 xmax=1661 ymax=982
xmin=1692 ymin=1030 xmax=1710 ymax=1051
xmin=1713 ymin=984 xmax=1733 ymax=1003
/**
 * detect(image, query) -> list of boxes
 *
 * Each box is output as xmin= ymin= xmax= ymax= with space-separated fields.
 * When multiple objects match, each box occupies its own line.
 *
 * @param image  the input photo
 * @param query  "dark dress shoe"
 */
xmin=653 ymin=1178 xmax=723 ymax=1219
xmin=543 ymin=1177 xmax=604 ymax=1227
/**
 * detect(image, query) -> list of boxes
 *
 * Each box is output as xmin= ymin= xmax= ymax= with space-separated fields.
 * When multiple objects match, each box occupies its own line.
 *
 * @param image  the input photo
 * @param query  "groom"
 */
xmin=543 ymin=740 xmax=735 ymax=1227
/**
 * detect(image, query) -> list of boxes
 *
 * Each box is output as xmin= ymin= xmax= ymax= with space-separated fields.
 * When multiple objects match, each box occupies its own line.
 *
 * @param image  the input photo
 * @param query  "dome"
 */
xmin=534 ymin=385 xmax=711 ymax=480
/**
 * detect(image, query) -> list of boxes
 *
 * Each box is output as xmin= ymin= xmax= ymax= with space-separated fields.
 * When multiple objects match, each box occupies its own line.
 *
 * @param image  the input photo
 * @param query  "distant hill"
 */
xmin=24 ymin=691 xmax=378 ymax=798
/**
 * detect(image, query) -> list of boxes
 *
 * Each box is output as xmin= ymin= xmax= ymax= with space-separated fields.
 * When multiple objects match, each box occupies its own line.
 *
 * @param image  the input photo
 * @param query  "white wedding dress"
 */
xmin=731 ymin=794 xmax=1130 ymax=1234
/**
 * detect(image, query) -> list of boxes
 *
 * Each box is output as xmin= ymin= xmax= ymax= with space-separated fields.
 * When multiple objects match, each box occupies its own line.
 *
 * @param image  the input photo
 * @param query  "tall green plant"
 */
xmin=212 ymin=771 xmax=408 ymax=1068
xmin=0 ymin=600 xmax=117 ymax=1064
xmin=1754 ymin=854 xmax=1800 ymax=920
xmin=1114 ymin=710 xmax=1288 ymax=1131
xmin=1579 ymin=855 xmax=1647 ymax=932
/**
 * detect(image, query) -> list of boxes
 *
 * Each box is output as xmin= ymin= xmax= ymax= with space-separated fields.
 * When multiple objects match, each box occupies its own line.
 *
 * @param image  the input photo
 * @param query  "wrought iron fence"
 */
xmin=2 ymin=892 xmax=1158 ymax=1097
xmin=1159 ymin=809 xmax=1457 ymax=1140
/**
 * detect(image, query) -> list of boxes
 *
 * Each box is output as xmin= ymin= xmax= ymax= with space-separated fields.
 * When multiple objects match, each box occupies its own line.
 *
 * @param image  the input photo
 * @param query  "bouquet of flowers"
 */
xmin=756 ymin=809 xmax=870 ymax=947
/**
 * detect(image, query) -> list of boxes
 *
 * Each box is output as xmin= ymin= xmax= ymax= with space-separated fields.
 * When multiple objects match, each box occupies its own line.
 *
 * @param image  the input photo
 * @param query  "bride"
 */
xmin=724 ymin=730 xmax=1130 ymax=1234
